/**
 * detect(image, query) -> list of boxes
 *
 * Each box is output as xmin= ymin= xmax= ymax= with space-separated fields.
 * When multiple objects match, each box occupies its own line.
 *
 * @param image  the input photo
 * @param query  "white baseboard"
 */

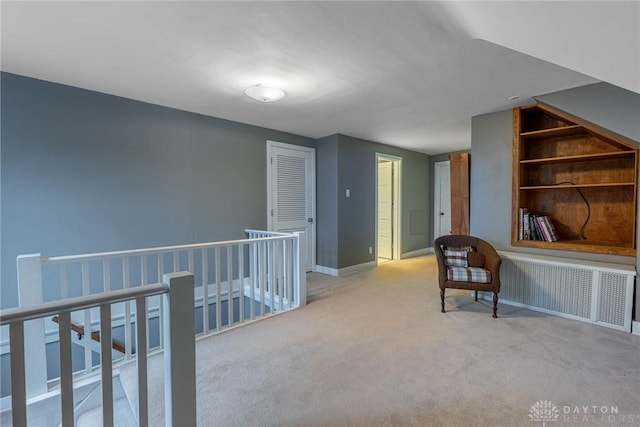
xmin=339 ymin=261 xmax=376 ymax=276
xmin=314 ymin=261 xmax=376 ymax=277
xmin=633 ymin=321 xmax=640 ymax=336
xmin=314 ymin=265 xmax=338 ymax=277
xmin=401 ymin=247 xmax=433 ymax=259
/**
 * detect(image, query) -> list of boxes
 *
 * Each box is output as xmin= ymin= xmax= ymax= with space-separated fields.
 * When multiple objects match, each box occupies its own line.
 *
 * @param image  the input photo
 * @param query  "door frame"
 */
xmin=375 ymin=153 xmax=402 ymax=262
xmin=433 ymin=160 xmax=451 ymax=238
xmin=266 ymin=140 xmax=316 ymax=271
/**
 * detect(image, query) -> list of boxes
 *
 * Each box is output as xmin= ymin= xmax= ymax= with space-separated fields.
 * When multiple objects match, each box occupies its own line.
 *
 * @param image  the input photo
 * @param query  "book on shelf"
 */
xmin=519 ymin=210 xmax=559 ymax=242
xmin=535 ymin=216 xmax=552 ymax=241
xmin=540 ymin=216 xmax=559 ymax=242
xmin=519 ymin=207 xmax=528 ymax=240
xmin=531 ymin=215 xmax=544 ymax=241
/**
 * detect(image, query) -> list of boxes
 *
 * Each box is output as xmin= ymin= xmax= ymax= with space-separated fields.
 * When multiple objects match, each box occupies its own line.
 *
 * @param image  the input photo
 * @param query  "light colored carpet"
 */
xmin=121 ymin=255 xmax=640 ymax=426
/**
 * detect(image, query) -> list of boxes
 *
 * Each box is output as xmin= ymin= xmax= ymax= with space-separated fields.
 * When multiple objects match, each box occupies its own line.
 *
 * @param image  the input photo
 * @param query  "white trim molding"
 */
xmin=314 ymin=261 xmax=376 ymax=277
xmin=401 ymin=247 xmax=433 ymax=259
xmin=314 ymin=265 xmax=338 ymax=277
xmin=632 ymin=321 xmax=640 ymax=336
xmin=375 ymin=153 xmax=403 ymax=261
xmin=339 ymin=261 xmax=376 ymax=276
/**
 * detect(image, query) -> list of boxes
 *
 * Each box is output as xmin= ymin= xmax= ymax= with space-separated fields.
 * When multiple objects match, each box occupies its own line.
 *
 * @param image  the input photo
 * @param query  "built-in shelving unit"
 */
xmin=512 ymin=103 xmax=639 ymax=256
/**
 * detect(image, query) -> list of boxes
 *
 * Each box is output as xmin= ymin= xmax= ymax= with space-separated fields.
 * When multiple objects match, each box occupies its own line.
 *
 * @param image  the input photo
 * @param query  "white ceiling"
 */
xmin=2 ymin=1 xmax=638 ymax=155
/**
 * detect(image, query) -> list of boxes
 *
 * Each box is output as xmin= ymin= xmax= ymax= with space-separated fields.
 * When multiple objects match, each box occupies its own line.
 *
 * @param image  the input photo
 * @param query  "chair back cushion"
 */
xmin=443 ymin=249 xmax=468 ymax=267
xmin=467 ymin=252 xmax=485 ymax=268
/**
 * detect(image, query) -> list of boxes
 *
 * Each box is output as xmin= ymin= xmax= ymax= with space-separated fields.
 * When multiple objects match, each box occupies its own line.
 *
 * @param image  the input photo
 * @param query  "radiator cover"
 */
xmin=480 ymin=251 xmax=635 ymax=332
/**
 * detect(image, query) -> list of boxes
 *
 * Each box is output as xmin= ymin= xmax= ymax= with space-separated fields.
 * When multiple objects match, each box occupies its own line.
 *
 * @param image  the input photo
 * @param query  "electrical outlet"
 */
xmin=368 ymin=247 xmax=373 ymax=254
xmin=346 ymin=189 xmax=350 ymax=197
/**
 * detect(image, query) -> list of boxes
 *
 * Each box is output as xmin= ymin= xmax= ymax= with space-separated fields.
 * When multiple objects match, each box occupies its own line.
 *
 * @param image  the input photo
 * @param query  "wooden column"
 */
xmin=449 ymin=152 xmax=470 ymax=235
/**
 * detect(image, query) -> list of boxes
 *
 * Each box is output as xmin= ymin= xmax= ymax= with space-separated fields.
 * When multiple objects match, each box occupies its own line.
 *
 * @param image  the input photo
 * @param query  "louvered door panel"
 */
xmin=276 ymin=154 xmax=307 ymax=222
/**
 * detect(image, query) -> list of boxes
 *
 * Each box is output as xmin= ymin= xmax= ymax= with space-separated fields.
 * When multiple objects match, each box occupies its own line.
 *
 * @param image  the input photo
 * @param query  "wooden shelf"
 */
xmin=520 ymin=182 xmax=635 ymax=190
xmin=520 ymin=150 xmax=636 ymax=165
xmin=512 ymin=103 xmax=638 ymax=257
xmin=520 ymin=125 xmax=584 ymax=139
xmin=512 ymin=239 xmax=636 ymax=257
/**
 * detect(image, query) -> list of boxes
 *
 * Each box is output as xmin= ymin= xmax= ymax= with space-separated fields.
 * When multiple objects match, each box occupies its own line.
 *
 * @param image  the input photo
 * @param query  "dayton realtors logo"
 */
xmin=529 ymin=401 xmax=640 ymax=425
xmin=529 ymin=401 xmax=560 ymax=426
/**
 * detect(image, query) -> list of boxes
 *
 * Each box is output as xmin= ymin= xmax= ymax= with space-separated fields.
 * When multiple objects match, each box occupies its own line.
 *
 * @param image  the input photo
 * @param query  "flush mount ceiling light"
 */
xmin=244 ymin=85 xmax=285 ymax=103
xmin=507 ymin=95 xmax=520 ymax=101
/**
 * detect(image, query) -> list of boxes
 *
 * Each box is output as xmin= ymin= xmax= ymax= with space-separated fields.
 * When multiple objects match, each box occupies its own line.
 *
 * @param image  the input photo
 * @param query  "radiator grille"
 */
xmin=501 ymin=258 xmax=592 ymax=319
xmin=598 ymin=273 xmax=628 ymax=327
xmin=497 ymin=254 xmax=635 ymax=332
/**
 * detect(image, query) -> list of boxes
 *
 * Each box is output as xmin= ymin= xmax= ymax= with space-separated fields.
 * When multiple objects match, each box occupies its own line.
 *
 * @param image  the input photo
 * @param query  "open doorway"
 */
xmin=376 ymin=153 xmax=402 ymax=263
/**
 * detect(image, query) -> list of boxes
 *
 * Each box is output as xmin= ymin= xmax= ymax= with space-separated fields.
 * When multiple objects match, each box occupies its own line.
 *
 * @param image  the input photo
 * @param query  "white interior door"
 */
xmin=434 ymin=161 xmax=451 ymax=238
xmin=267 ymin=141 xmax=315 ymax=272
xmin=377 ymin=161 xmax=393 ymax=259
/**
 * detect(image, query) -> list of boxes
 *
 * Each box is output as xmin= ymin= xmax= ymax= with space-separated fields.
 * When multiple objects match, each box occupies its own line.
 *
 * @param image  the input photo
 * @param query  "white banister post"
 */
xmin=162 ymin=272 xmax=196 ymax=427
xmin=16 ymin=254 xmax=48 ymax=398
xmin=293 ymin=233 xmax=307 ymax=307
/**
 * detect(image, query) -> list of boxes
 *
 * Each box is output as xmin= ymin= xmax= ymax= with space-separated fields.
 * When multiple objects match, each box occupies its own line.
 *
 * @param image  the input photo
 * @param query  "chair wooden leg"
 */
xmin=440 ymin=288 xmax=446 ymax=313
xmin=475 ymin=290 xmax=478 ymax=301
xmin=492 ymin=292 xmax=498 ymax=318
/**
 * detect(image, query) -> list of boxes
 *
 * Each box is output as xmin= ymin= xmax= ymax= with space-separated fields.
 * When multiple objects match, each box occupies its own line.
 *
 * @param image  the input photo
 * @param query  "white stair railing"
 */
xmin=0 ymin=272 xmax=196 ymax=427
xmin=9 ymin=230 xmax=305 ymax=401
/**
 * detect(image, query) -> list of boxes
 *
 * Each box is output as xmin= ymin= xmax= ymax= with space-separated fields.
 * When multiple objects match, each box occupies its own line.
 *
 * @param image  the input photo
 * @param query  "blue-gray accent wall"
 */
xmin=0 ymin=72 xmax=315 ymax=308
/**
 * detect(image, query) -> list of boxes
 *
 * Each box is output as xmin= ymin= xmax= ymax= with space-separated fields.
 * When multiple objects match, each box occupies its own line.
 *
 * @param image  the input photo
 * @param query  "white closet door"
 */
xmin=268 ymin=142 xmax=315 ymax=272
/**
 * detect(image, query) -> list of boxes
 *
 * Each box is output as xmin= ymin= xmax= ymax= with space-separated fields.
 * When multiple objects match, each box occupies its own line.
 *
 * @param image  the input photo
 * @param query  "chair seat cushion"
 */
xmin=446 ymin=266 xmax=492 ymax=284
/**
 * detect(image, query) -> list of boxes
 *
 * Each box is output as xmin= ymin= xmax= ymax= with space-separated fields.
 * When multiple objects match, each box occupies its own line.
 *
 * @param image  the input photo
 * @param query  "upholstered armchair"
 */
xmin=434 ymin=235 xmax=502 ymax=318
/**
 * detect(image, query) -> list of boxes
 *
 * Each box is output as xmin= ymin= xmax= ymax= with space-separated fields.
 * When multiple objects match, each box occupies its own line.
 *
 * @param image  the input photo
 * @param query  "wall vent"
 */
xmin=484 ymin=251 xmax=635 ymax=332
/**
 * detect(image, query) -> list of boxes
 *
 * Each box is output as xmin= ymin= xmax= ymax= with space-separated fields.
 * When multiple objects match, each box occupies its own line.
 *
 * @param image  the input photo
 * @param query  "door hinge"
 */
xmin=270 ymin=157 xmax=273 ymax=165
xmin=271 ymin=209 xmax=274 ymax=217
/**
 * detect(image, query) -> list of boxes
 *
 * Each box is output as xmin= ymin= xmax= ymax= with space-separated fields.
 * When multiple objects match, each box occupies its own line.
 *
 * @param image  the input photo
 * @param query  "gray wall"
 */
xmin=316 ymin=135 xmax=339 ymax=269
xmin=316 ymin=134 xmax=430 ymax=269
xmin=0 ymin=72 xmax=315 ymax=308
xmin=535 ymin=82 xmax=640 ymax=143
xmin=469 ymin=82 xmax=640 ymax=321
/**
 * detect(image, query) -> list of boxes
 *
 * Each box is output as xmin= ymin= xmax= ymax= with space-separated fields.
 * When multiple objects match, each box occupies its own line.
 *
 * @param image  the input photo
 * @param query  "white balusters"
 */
xmin=13 ymin=229 xmax=306 ymax=408
xmin=60 ymin=263 xmax=69 ymax=299
xmin=17 ymin=254 xmax=49 ymax=399
xmin=215 ymin=247 xmax=222 ymax=331
xmin=202 ymin=249 xmax=210 ymax=334
xmin=82 ymin=261 xmax=93 ymax=374
xmin=227 ymin=245 xmax=233 ymax=326
xmin=238 ymin=244 xmax=245 ymax=323
xmin=1 ymin=281 xmax=180 ymax=427
xmin=260 ymin=240 xmax=267 ymax=316
xmin=123 ymin=258 xmax=133 ymax=359
xmin=249 ymin=242 xmax=256 ymax=320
